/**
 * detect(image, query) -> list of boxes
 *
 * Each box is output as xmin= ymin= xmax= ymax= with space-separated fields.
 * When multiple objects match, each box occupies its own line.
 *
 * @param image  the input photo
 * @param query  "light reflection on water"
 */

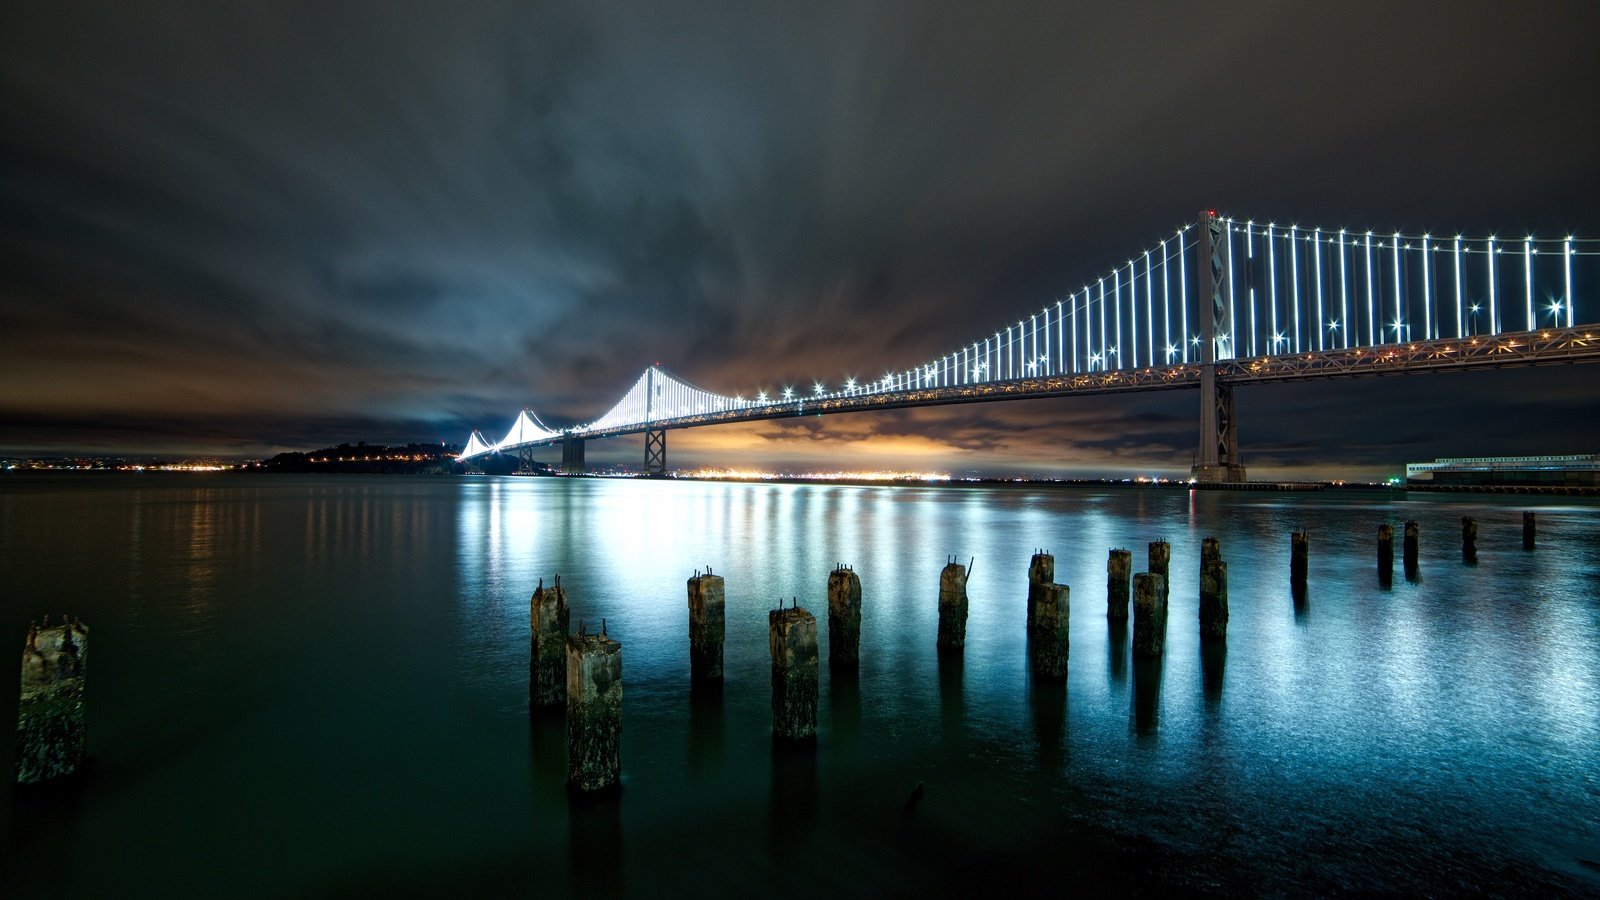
xmin=0 ymin=474 xmax=1597 ymax=896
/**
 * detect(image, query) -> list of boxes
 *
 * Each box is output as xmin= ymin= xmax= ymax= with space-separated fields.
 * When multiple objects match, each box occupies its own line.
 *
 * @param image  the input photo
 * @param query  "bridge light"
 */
xmin=782 ymin=387 xmax=794 ymax=400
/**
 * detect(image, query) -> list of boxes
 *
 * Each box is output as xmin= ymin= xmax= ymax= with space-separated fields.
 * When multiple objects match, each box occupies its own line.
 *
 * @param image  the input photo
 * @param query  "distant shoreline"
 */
xmin=7 ymin=468 xmax=1598 ymax=496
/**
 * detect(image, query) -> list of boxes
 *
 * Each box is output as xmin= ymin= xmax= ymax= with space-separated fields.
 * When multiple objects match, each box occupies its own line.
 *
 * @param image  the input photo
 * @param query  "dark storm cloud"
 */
xmin=2 ymin=1 xmax=1597 ymax=472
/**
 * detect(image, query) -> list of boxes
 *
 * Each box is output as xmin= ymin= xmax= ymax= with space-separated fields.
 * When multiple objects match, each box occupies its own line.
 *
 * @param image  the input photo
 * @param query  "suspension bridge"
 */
xmin=457 ymin=210 xmax=1600 ymax=481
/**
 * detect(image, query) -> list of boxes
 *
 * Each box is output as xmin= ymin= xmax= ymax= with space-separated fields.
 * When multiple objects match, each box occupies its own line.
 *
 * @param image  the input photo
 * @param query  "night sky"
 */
xmin=4 ymin=1 xmax=1598 ymax=477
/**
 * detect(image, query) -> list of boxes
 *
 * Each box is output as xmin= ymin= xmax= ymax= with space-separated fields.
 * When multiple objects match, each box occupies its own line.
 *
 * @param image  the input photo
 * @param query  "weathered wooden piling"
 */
xmin=1148 ymin=541 xmax=1171 ymax=606
xmin=1132 ymin=574 xmax=1167 ymax=659
xmin=1403 ymin=520 xmax=1420 ymax=574
xmin=1462 ymin=516 xmax=1478 ymax=562
xmin=566 ymin=622 xmax=622 ymax=792
xmin=769 ymin=603 xmax=819 ymax=740
xmin=1378 ymin=524 xmax=1394 ymax=579
xmin=1523 ymin=512 xmax=1536 ymax=551
xmin=1290 ymin=531 xmax=1309 ymax=589
xmin=530 ymin=577 xmax=570 ymax=708
xmin=827 ymin=566 xmax=862 ymax=670
xmin=937 ymin=559 xmax=970 ymax=652
xmin=1106 ymin=549 xmax=1132 ymax=620
xmin=16 ymin=617 xmax=89 ymax=784
xmin=687 ymin=569 xmax=725 ymax=681
xmin=1026 ymin=551 xmax=1054 ymax=636
xmin=1029 ymin=583 xmax=1070 ymax=680
xmin=1199 ymin=538 xmax=1228 ymax=640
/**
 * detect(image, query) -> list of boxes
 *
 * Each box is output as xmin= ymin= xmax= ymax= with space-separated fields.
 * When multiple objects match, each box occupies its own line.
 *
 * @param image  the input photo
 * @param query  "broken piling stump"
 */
xmin=1132 ymin=574 xmax=1167 ymax=659
xmin=531 ymin=577 xmax=570 ymax=708
xmin=1027 ymin=551 xmax=1054 ymax=637
xmin=566 ymin=622 xmax=622 ymax=792
xmin=1403 ymin=520 xmax=1420 ymax=576
xmin=937 ymin=559 xmax=970 ymax=653
xmin=1148 ymin=542 xmax=1171 ymax=606
xmin=687 ymin=569 xmax=725 ymax=681
xmin=1378 ymin=524 xmax=1394 ymax=583
xmin=1199 ymin=538 xmax=1228 ymax=640
xmin=1106 ymin=549 xmax=1132 ymax=620
xmin=769 ymin=603 xmax=819 ymax=740
xmin=827 ymin=566 xmax=862 ymax=671
xmin=1462 ymin=516 xmax=1478 ymax=563
xmin=1290 ymin=531 xmax=1309 ymax=590
xmin=1523 ymin=512 xmax=1536 ymax=551
xmin=16 ymin=617 xmax=89 ymax=784
xmin=1029 ymin=583 xmax=1070 ymax=680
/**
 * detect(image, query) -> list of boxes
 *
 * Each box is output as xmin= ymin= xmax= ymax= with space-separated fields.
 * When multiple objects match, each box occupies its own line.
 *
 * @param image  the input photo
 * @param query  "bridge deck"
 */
xmin=493 ymin=324 xmax=1597 ymax=449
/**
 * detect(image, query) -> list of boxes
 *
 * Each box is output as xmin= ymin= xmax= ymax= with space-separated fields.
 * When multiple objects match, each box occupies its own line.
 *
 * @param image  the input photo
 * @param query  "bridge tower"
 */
xmin=643 ymin=367 xmax=667 ymax=477
xmin=1193 ymin=209 xmax=1246 ymax=483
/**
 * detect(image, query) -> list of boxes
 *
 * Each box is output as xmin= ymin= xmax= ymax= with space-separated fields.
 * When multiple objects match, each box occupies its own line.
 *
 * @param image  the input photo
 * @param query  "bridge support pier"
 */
xmin=561 ymin=437 xmax=586 ymax=475
xmin=1193 ymin=210 xmax=1247 ymax=484
xmin=517 ymin=446 xmax=536 ymax=474
xmin=643 ymin=429 xmax=667 ymax=477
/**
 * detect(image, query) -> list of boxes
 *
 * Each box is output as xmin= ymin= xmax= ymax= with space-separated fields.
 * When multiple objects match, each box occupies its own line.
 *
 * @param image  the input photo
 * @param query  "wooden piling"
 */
xmin=687 ymin=569 xmax=725 ymax=681
xmin=1462 ymin=516 xmax=1478 ymax=563
xmin=1378 ymin=524 xmax=1394 ymax=581
xmin=769 ymin=604 xmax=819 ymax=740
xmin=1523 ymin=512 xmax=1536 ymax=551
xmin=566 ymin=625 xmax=622 ymax=792
xmin=827 ymin=566 xmax=862 ymax=670
xmin=1199 ymin=538 xmax=1228 ymax=640
xmin=531 ymin=577 xmax=570 ymax=708
xmin=1403 ymin=521 xmax=1420 ymax=574
xmin=1148 ymin=541 xmax=1171 ymax=606
xmin=937 ymin=559 xmax=970 ymax=652
xmin=1029 ymin=583 xmax=1070 ymax=680
xmin=1106 ymin=549 xmax=1132 ymax=620
xmin=1132 ymin=574 xmax=1167 ymax=659
xmin=16 ymin=617 xmax=89 ymax=784
xmin=1290 ymin=531 xmax=1309 ymax=589
xmin=1027 ymin=551 xmax=1054 ymax=637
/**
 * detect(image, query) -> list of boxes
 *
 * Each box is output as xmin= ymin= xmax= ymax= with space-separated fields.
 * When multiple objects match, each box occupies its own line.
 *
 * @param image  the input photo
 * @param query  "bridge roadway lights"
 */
xmin=643 ymin=429 xmax=666 ymax=477
xmin=561 ymin=436 xmax=586 ymax=475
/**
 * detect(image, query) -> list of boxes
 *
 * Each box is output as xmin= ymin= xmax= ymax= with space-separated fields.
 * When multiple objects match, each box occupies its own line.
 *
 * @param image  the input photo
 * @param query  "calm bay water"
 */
xmin=1 ymin=474 xmax=1597 ymax=896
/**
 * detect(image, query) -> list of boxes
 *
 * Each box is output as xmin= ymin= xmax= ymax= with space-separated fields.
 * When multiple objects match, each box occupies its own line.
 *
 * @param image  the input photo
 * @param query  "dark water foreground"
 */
xmin=1 ymin=475 xmax=1596 ymax=897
